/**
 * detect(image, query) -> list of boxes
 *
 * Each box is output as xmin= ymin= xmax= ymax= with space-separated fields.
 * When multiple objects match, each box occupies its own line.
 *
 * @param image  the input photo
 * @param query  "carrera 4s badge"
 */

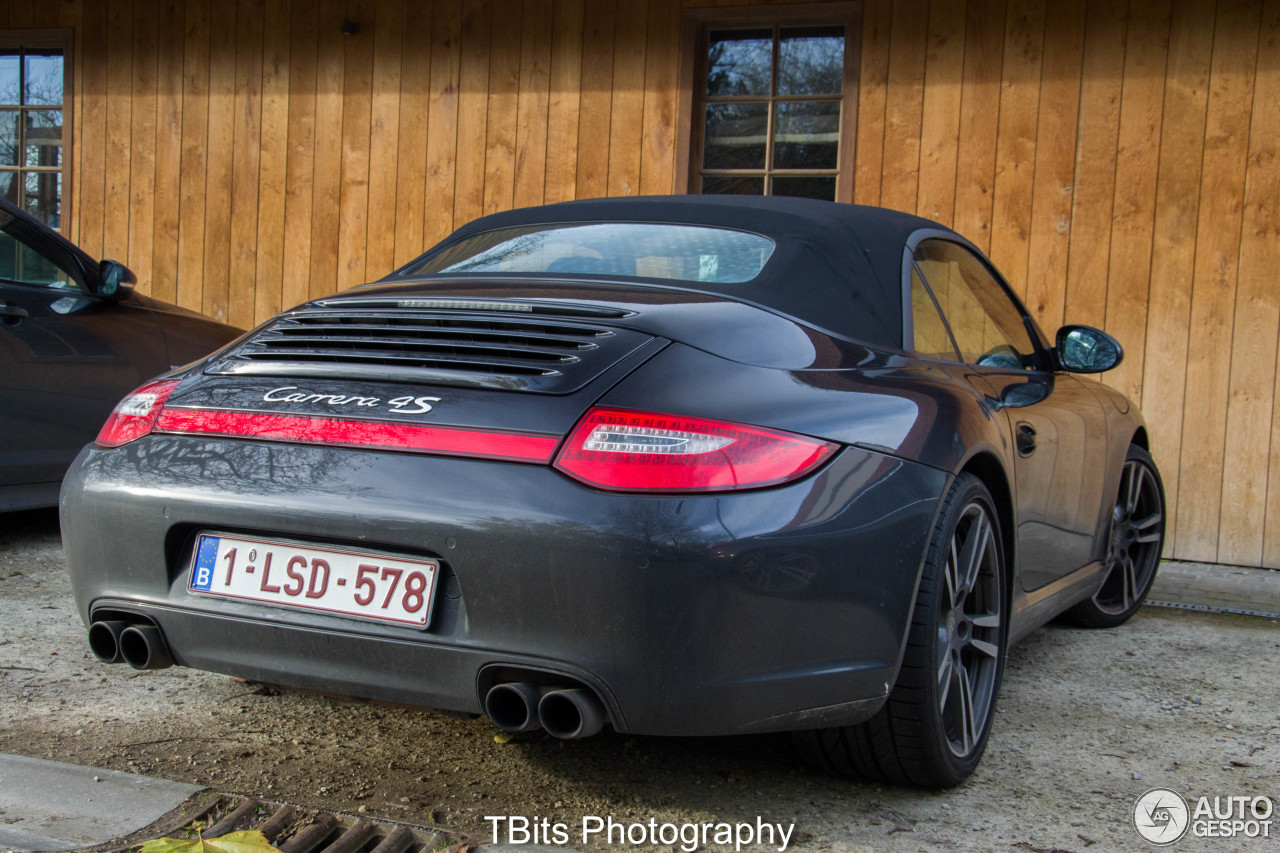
xmin=262 ymin=386 xmax=441 ymax=415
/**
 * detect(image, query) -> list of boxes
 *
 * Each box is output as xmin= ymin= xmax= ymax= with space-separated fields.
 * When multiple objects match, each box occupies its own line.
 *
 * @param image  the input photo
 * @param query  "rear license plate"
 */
xmin=188 ymin=533 xmax=438 ymax=628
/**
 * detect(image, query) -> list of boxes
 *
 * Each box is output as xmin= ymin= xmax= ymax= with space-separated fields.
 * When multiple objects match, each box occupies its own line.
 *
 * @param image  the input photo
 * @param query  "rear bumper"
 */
xmin=61 ymin=435 xmax=946 ymax=736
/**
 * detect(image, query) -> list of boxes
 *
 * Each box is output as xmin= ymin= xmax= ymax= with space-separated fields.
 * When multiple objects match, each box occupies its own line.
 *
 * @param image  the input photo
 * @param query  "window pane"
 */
xmin=770 ymin=176 xmax=835 ymax=200
xmin=0 ymin=171 xmax=15 ymax=204
xmin=915 ymin=241 xmax=1036 ymax=370
xmin=25 ymin=109 xmax=62 ymax=167
xmin=0 ymin=224 xmax=73 ymax=288
xmin=24 ymin=52 xmax=63 ymax=106
xmin=772 ymin=100 xmax=840 ymax=169
xmin=707 ymin=29 xmax=772 ymax=96
xmin=0 ymin=52 xmax=18 ymax=106
xmin=0 ymin=109 xmax=18 ymax=166
xmin=703 ymin=102 xmax=769 ymax=170
xmin=911 ymin=267 xmax=960 ymax=361
xmin=702 ymin=175 xmax=765 ymax=195
xmin=778 ymin=26 xmax=844 ymax=95
xmin=25 ymin=170 xmax=61 ymax=227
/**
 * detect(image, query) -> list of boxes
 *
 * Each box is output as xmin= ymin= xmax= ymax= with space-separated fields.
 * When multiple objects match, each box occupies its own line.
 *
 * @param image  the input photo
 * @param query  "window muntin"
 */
xmin=0 ymin=45 xmax=64 ymax=229
xmin=694 ymin=23 xmax=849 ymax=202
xmin=914 ymin=241 xmax=1038 ymax=371
xmin=410 ymin=223 xmax=776 ymax=285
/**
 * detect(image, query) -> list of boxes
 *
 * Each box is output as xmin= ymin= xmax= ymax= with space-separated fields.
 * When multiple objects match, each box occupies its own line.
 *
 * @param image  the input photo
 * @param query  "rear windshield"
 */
xmin=405 ymin=223 xmax=776 ymax=284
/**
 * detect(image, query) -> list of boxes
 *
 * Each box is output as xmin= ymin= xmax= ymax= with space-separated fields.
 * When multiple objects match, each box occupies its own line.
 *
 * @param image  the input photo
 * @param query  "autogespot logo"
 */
xmin=1134 ymin=788 xmax=1190 ymax=845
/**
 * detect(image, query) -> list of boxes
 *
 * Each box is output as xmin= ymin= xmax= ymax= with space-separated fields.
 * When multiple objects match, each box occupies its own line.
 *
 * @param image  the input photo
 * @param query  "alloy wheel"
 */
xmin=1094 ymin=458 xmax=1164 ymax=615
xmin=936 ymin=502 xmax=1003 ymax=759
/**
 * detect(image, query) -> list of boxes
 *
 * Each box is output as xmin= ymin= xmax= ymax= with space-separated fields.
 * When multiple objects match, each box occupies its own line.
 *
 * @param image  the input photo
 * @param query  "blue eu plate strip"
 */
xmin=190 ymin=536 xmax=220 ymax=591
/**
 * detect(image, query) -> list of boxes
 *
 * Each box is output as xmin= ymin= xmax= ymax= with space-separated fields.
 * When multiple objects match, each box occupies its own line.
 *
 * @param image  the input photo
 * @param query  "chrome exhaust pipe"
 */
xmin=87 ymin=620 xmax=130 ymax=664
xmin=118 ymin=625 xmax=173 ymax=671
xmin=538 ymin=688 xmax=606 ymax=740
xmin=485 ymin=682 xmax=546 ymax=733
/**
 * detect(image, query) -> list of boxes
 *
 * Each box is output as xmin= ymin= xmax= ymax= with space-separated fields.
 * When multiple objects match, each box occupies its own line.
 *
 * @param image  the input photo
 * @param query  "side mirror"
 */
xmin=97 ymin=259 xmax=137 ymax=299
xmin=1055 ymin=325 xmax=1123 ymax=373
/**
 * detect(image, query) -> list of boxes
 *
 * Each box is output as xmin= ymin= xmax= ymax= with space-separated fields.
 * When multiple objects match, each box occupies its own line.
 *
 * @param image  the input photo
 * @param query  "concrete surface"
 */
xmin=0 ymin=559 xmax=1274 ymax=853
xmin=1148 ymin=559 xmax=1280 ymax=617
xmin=0 ymin=754 xmax=205 ymax=852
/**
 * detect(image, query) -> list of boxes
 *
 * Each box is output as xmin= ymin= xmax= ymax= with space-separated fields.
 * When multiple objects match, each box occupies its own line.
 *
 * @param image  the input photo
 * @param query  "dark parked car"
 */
xmin=0 ymin=198 xmax=242 ymax=511
xmin=61 ymin=196 xmax=1164 ymax=786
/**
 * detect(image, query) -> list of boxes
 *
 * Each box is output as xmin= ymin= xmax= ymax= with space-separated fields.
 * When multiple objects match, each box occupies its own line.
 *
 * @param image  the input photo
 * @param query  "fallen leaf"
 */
xmin=138 ymin=830 xmax=281 ymax=853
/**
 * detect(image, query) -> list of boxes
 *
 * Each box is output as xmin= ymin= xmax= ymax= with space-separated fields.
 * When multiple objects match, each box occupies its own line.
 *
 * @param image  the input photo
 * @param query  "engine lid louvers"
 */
xmin=204 ymin=307 xmax=654 ymax=393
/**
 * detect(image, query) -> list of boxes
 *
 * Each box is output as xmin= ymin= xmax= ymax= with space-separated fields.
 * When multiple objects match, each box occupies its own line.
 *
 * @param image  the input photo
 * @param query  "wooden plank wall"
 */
xmin=4 ymin=0 xmax=1279 ymax=569
xmin=853 ymin=0 xmax=1280 ymax=570
xmin=29 ymin=0 xmax=683 ymax=324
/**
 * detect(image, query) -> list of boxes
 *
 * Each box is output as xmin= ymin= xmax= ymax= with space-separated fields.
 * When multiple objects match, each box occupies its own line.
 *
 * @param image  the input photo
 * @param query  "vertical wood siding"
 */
xmin=10 ymin=0 xmax=1279 ymax=568
xmin=854 ymin=0 xmax=1280 ymax=569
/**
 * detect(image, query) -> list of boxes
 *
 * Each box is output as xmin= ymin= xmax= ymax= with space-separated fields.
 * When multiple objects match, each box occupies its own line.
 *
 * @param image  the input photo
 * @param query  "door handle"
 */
xmin=0 ymin=302 xmax=29 ymax=324
xmin=1016 ymin=422 xmax=1037 ymax=456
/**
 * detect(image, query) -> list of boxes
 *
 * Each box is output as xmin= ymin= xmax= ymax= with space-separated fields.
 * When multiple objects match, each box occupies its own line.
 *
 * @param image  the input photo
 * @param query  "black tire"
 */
xmin=794 ymin=473 xmax=1007 ymax=787
xmin=1063 ymin=445 xmax=1165 ymax=628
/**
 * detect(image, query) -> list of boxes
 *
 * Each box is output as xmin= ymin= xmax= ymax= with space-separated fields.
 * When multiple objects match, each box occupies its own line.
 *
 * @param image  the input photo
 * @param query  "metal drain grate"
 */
xmin=112 ymin=793 xmax=457 ymax=853
xmin=1145 ymin=599 xmax=1280 ymax=619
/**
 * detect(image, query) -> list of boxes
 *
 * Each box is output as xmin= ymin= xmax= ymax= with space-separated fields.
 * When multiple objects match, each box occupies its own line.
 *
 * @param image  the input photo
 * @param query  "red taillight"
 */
xmin=553 ymin=407 xmax=838 ymax=492
xmin=153 ymin=409 xmax=559 ymax=463
xmin=96 ymin=379 xmax=182 ymax=448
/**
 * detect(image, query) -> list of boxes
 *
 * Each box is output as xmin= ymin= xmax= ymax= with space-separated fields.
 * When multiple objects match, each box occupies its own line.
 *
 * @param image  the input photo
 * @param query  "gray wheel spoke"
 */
xmin=945 ymin=538 xmax=960 ymax=608
xmin=956 ymin=512 xmax=990 ymax=598
xmin=937 ymin=654 xmax=954 ymax=712
xmin=1123 ymin=556 xmax=1137 ymax=608
xmin=970 ymin=612 xmax=1000 ymax=629
xmin=1134 ymin=510 xmax=1162 ymax=544
xmin=1126 ymin=462 xmax=1145 ymax=515
xmin=1133 ymin=511 xmax=1161 ymax=530
xmin=971 ymin=638 xmax=999 ymax=659
xmin=957 ymin=663 xmax=977 ymax=755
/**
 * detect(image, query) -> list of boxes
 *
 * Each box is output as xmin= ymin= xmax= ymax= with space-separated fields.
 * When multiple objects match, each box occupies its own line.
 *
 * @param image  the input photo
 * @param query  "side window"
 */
xmin=0 ymin=214 xmax=75 ymax=289
xmin=910 ymin=266 xmax=960 ymax=361
xmin=914 ymin=240 xmax=1038 ymax=371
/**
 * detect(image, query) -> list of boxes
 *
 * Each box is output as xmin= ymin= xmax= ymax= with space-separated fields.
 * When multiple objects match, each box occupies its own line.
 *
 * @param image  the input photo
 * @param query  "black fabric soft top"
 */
xmin=393 ymin=195 xmax=955 ymax=350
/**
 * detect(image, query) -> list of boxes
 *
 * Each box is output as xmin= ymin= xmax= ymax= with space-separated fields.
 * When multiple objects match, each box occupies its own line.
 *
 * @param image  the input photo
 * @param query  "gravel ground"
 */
xmin=2 ymin=507 xmax=1277 ymax=853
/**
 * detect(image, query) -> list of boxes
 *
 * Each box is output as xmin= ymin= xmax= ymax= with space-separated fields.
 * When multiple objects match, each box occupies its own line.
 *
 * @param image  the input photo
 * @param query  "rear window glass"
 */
xmin=406 ymin=223 xmax=775 ymax=284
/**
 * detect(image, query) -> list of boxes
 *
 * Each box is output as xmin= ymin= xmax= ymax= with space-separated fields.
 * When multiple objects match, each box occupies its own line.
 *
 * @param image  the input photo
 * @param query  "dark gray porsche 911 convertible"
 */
xmin=61 ymin=196 xmax=1164 ymax=787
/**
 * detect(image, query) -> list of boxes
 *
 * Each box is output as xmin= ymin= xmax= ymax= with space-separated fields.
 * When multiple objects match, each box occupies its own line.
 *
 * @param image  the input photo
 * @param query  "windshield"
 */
xmin=406 ymin=223 xmax=776 ymax=284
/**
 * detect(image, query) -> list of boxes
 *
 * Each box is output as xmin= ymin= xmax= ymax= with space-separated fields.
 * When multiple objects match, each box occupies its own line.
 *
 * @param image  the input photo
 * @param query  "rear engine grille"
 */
xmin=205 ymin=308 xmax=653 ymax=393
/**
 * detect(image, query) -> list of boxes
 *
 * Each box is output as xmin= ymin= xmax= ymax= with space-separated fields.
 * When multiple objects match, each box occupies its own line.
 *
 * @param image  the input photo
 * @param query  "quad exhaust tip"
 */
xmin=89 ymin=620 xmax=173 ymax=670
xmin=537 ymin=687 xmax=605 ymax=740
xmin=119 ymin=625 xmax=173 ymax=670
xmin=87 ymin=620 xmax=129 ymax=664
xmin=485 ymin=681 xmax=607 ymax=739
xmin=485 ymin=682 xmax=547 ymax=733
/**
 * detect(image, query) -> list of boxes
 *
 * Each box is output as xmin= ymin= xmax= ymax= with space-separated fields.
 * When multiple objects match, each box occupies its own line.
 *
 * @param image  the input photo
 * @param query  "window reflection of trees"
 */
xmin=106 ymin=439 xmax=363 ymax=498
xmin=0 ymin=50 xmax=64 ymax=225
xmin=699 ymin=26 xmax=845 ymax=201
xmin=707 ymin=31 xmax=771 ymax=96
